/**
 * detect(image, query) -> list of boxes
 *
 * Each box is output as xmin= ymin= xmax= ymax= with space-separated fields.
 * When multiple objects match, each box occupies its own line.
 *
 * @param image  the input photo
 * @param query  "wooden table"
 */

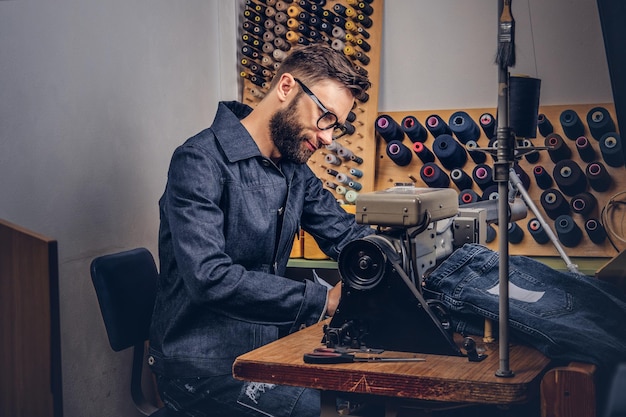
xmin=233 ymin=320 xmax=552 ymax=416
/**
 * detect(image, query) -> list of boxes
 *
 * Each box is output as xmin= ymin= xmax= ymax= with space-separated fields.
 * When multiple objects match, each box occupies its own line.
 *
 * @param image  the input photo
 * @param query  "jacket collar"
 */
xmin=211 ymin=101 xmax=258 ymax=163
xmin=211 ymin=101 xmax=298 ymax=181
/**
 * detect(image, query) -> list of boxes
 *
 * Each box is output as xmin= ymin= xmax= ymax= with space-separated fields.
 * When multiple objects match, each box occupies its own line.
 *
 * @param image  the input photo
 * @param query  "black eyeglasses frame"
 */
xmin=294 ymin=78 xmax=347 ymax=136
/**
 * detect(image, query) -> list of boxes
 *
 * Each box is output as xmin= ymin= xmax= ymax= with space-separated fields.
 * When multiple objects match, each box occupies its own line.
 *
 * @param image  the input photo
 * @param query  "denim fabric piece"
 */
xmin=424 ymin=243 xmax=626 ymax=371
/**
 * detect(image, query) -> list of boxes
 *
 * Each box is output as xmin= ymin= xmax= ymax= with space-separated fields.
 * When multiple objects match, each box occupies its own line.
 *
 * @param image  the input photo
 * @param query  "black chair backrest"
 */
xmin=90 ymin=248 xmax=158 ymax=352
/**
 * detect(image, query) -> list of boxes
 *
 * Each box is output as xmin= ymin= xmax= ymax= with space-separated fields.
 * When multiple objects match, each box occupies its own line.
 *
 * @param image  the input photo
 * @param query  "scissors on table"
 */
xmin=303 ymin=347 xmax=427 ymax=364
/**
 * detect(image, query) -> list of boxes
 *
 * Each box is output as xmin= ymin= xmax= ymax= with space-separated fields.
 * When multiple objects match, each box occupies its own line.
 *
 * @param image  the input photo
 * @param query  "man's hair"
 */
xmin=270 ymin=43 xmax=371 ymax=100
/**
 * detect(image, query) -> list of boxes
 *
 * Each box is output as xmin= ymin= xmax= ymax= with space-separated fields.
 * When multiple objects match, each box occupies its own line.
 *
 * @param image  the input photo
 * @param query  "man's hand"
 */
xmin=326 ymin=281 xmax=342 ymax=316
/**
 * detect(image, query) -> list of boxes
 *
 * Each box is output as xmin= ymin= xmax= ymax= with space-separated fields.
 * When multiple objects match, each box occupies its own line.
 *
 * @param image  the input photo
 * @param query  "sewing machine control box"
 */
xmin=355 ymin=186 xmax=459 ymax=227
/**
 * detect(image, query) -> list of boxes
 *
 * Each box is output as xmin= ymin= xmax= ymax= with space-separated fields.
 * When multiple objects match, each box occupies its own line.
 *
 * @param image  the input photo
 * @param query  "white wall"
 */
xmin=0 ymin=0 xmax=613 ymax=416
xmin=379 ymin=0 xmax=612 ymax=111
xmin=0 ymin=0 xmax=238 ymax=416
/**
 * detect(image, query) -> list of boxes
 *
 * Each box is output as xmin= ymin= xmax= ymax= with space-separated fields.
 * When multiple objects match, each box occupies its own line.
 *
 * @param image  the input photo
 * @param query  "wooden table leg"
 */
xmin=541 ymin=362 xmax=597 ymax=417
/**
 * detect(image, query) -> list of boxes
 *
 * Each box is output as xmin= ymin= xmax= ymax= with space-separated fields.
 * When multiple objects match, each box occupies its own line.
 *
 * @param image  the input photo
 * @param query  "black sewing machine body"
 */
xmin=323 ymin=186 xmax=525 ymax=358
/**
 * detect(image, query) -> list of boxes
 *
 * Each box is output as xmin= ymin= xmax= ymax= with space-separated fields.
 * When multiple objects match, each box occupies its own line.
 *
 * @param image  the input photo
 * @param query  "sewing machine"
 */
xmin=323 ymin=185 xmax=527 ymax=359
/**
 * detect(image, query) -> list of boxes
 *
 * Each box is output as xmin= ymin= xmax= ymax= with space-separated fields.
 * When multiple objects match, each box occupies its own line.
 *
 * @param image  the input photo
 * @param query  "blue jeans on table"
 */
xmin=156 ymin=373 xmax=320 ymax=417
xmin=423 ymin=243 xmax=626 ymax=373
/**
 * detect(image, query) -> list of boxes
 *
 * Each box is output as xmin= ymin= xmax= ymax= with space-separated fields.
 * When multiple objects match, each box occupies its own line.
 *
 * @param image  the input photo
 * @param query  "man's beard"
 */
xmin=269 ymin=105 xmax=316 ymax=165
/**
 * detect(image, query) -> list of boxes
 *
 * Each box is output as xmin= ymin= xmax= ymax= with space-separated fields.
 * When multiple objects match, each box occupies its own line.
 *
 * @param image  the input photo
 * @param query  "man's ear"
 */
xmin=275 ymin=73 xmax=297 ymax=103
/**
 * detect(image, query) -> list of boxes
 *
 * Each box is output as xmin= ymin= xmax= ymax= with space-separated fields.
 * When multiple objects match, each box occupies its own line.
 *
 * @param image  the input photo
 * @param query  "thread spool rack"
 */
xmin=375 ymin=103 xmax=624 ymax=258
xmin=239 ymin=0 xmax=384 ymax=202
xmin=238 ymin=2 xmax=624 ymax=260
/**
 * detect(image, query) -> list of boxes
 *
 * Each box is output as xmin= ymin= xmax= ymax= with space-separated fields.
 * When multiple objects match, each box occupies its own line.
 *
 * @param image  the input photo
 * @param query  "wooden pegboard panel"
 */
xmin=238 ymin=0 xmax=384 ymax=200
xmin=374 ymin=104 xmax=625 ymax=258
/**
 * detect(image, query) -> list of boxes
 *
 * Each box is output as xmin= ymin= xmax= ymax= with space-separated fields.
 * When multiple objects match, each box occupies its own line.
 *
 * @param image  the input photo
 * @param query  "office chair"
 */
xmin=90 ymin=247 xmax=173 ymax=416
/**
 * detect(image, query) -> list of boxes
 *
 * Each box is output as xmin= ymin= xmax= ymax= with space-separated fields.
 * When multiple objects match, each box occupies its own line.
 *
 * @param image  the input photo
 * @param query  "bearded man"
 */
xmin=150 ymin=44 xmax=373 ymax=417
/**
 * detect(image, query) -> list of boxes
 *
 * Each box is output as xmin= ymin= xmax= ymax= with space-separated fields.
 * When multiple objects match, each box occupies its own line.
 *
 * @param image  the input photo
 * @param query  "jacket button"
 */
xmin=148 ymin=356 xmax=155 ymax=366
xmin=262 ymin=159 xmax=271 ymax=167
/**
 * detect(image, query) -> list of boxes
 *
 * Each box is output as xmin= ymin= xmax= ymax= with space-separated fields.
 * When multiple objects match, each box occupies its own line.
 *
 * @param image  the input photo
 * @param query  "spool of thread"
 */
xmin=375 ymin=115 xmax=405 ymax=143
xmin=335 ymin=173 xmax=352 ymax=185
xmin=599 ymin=132 xmax=625 ymax=167
xmin=509 ymin=75 xmax=541 ymax=138
xmin=307 ymin=15 xmax=322 ymax=30
xmin=481 ymin=184 xmax=499 ymax=201
xmin=512 ymin=163 xmax=531 ymax=191
xmin=472 ymin=164 xmax=495 ymax=191
xmin=450 ymin=168 xmax=473 ymax=190
xmin=425 ymin=114 xmax=452 ymax=138
xmin=386 ymin=140 xmax=412 ymax=166
xmin=575 ymin=136 xmax=597 ymax=163
xmin=520 ymin=139 xmax=540 ymax=163
xmin=537 ymin=113 xmax=554 ymax=137
xmin=331 ymin=38 xmax=346 ymax=51
xmin=458 ymin=189 xmax=480 ymax=205
xmin=479 ymin=112 xmax=497 ymax=139
xmin=401 ymin=115 xmax=428 ymax=143
xmin=350 ymin=154 xmax=363 ymax=164
xmin=553 ymin=160 xmax=587 ymax=196
xmin=345 ymin=190 xmax=359 ymax=203
xmin=559 ymin=109 xmax=585 ymax=140
xmin=540 ymin=188 xmax=570 ymax=220
xmin=272 ymin=48 xmax=288 ymax=61
xmin=335 ymin=185 xmax=347 ymax=195
xmin=508 ymin=222 xmax=525 ymax=244
xmin=349 ymin=168 xmax=363 ymax=178
xmin=341 ymin=121 xmax=356 ymax=137
xmin=356 ymin=38 xmax=372 ymax=52
xmin=329 ymin=12 xmax=346 ymax=27
xmin=337 ymin=147 xmax=355 ymax=160
xmin=585 ymin=162 xmax=612 ymax=192
xmin=433 ymin=134 xmax=467 ymax=169
xmin=325 ymin=181 xmax=338 ymax=190
xmin=355 ymin=1 xmax=374 ymax=15
xmin=465 ymin=140 xmax=487 ymax=164
xmin=584 ymin=218 xmax=607 ymax=244
xmin=527 ymin=218 xmax=550 ymax=244
xmin=263 ymin=16 xmax=276 ymax=31
xmin=274 ymin=1 xmax=289 ymax=12
xmin=348 ymin=181 xmax=362 ymax=191
xmin=586 ymin=106 xmax=616 ymax=141
xmin=324 ymin=153 xmax=342 ymax=166
xmin=326 ymin=140 xmax=344 ymax=153
xmin=555 ymin=214 xmax=583 ymax=248
xmin=420 ymin=162 xmax=450 ymax=188
xmin=326 ymin=168 xmax=339 ymax=177
xmin=570 ymin=191 xmax=597 ymax=217
xmin=545 ymin=133 xmax=572 ymax=163
xmin=357 ymin=13 xmax=373 ymax=28
xmin=412 ymin=141 xmax=435 ymax=163
xmin=533 ymin=165 xmax=554 ymax=190
xmin=448 ymin=111 xmax=481 ymax=144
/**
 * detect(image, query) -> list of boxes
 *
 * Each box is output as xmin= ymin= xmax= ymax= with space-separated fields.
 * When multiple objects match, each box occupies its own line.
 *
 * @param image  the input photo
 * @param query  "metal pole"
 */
xmin=494 ymin=68 xmax=515 ymax=378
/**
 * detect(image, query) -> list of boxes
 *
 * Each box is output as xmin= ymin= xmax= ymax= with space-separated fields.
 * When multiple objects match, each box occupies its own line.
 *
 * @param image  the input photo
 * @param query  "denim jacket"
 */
xmin=149 ymin=101 xmax=373 ymax=377
xmin=424 ymin=243 xmax=626 ymax=372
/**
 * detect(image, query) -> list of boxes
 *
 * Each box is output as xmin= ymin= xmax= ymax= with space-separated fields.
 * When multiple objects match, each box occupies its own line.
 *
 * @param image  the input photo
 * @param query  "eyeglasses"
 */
xmin=294 ymin=78 xmax=347 ymax=137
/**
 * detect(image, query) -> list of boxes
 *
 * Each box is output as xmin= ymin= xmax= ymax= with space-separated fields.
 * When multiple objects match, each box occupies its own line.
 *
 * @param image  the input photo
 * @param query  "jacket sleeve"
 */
xmin=299 ymin=166 xmax=374 ymax=260
xmin=161 ymin=142 xmax=328 ymax=331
